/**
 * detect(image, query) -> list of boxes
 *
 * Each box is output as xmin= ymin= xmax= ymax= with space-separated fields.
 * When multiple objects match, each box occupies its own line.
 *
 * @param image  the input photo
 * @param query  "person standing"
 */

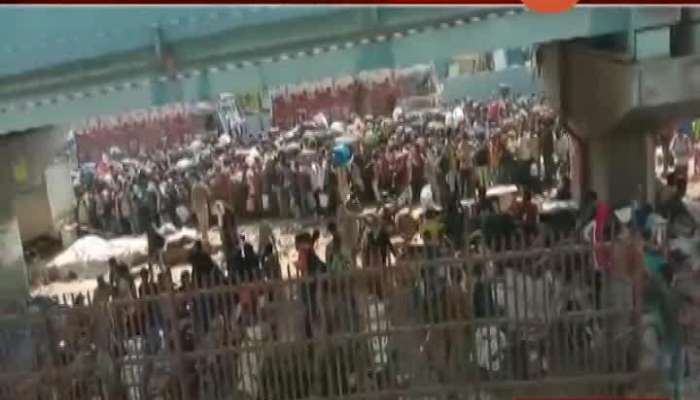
xmin=191 ymin=178 xmax=211 ymax=246
xmin=137 ymin=267 xmax=162 ymax=354
xmin=146 ymin=179 xmax=161 ymax=228
xmin=291 ymin=161 xmax=306 ymax=218
xmin=130 ymin=181 xmax=144 ymax=234
xmin=94 ymin=187 xmax=106 ymax=232
xmin=474 ymin=141 xmax=491 ymax=189
xmin=445 ymin=142 xmax=459 ymax=199
xmin=508 ymin=190 xmax=539 ymax=238
xmin=410 ymin=144 xmax=425 ymax=205
xmin=425 ymin=146 xmax=442 ymax=206
xmin=146 ymin=222 xmax=166 ymax=276
xmin=540 ymin=120 xmax=555 ymax=185
xmin=295 ymin=232 xmax=327 ymax=338
xmin=93 ymin=275 xmax=112 ymax=305
xmin=109 ymin=257 xmax=136 ymax=301
xmin=555 ymin=130 xmax=571 ymax=181
xmin=670 ymin=129 xmax=692 ymax=181
xmin=526 ymin=131 xmax=541 ymax=180
xmin=372 ymin=153 xmax=387 ymax=202
xmin=188 ymin=241 xmax=222 ymax=334
xmin=115 ymin=184 xmax=132 ymax=234
xmin=160 ymin=178 xmax=179 ymax=228
xmin=218 ymin=203 xmax=238 ymax=268
xmin=310 ymin=157 xmax=327 ymax=216
xmin=457 ymin=137 xmax=474 ymax=199
xmin=488 ymin=134 xmax=503 ymax=186
xmin=189 ymin=240 xmax=221 ymax=287
xmin=361 ymin=214 xmax=396 ymax=299
xmin=77 ymin=189 xmax=93 ymax=231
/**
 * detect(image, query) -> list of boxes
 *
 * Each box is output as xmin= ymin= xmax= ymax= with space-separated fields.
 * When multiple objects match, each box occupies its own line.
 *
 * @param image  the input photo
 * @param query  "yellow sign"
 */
xmin=12 ymin=158 xmax=28 ymax=185
xmin=237 ymin=92 xmax=262 ymax=114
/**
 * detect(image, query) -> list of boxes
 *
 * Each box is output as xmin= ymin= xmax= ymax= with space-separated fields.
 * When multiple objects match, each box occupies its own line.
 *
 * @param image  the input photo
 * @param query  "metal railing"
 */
xmin=1 ymin=236 xmax=642 ymax=400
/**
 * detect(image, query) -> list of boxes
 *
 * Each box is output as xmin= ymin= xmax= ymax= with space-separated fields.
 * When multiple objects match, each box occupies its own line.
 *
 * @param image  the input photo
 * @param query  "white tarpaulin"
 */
xmin=46 ymin=227 xmax=199 ymax=279
xmin=46 ymin=235 xmax=146 ymax=279
xmin=541 ymin=200 xmax=579 ymax=214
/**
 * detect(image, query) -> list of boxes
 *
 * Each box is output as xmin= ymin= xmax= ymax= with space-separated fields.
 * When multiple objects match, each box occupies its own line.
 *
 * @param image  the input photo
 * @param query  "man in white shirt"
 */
xmin=517 ymin=131 xmax=539 ymax=162
xmin=555 ymin=131 xmax=571 ymax=180
xmin=453 ymin=105 xmax=465 ymax=128
xmin=310 ymin=159 xmax=327 ymax=215
xmin=524 ymin=131 xmax=541 ymax=179
xmin=516 ymin=131 xmax=540 ymax=189
xmin=445 ymin=111 xmax=455 ymax=130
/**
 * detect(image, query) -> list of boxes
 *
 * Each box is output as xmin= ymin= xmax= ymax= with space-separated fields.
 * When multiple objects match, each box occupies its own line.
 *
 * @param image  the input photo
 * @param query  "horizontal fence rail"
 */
xmin=1 ymin=236 xmax=643 ymax=400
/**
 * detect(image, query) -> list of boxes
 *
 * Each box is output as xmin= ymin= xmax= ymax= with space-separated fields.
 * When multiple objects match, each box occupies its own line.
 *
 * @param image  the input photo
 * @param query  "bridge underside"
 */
xmin=541 ymin=8 xmax=700 ymax=205
xmin=0 ymin=7 xmax=634 ymax=134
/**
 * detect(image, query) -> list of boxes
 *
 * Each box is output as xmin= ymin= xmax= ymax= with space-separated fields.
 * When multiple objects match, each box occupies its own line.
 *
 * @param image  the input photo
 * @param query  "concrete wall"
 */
xmin=13 ymin=189 xmax=54 ymax=243
xmin=538 ymin=44 xmax=563 ymax=114
xmin=441 ymin=66 xmax=540 ymax=102
xmin=0 ymin=126 xmax=72 ymax=242
xmin=0 ymin=218 xmax=29 ymax=313
xmin=639 ymin=54 xmax=700 ymax=115
xmin=588 ymin=131 xmax=655 ymax=206
xmin=45 ymin=161 xmax=76 ymax=234
xmin=563 ymin=49 xmax=637 ymax=139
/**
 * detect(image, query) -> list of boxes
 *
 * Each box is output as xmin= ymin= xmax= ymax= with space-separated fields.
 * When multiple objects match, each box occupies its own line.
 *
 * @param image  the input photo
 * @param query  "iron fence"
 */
xmin=0 ymin=237 xmax=642 ymax=400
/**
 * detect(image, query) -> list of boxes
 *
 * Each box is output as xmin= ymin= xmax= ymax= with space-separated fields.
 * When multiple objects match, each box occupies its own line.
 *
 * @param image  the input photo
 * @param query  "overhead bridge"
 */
xmin=0 ymin=6 xmax=642 ymax=133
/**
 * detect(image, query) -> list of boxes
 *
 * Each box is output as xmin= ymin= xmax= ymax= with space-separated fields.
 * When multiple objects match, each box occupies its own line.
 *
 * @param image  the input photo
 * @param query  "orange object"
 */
xmin=522 ymin=0 xmax=578 ymax=14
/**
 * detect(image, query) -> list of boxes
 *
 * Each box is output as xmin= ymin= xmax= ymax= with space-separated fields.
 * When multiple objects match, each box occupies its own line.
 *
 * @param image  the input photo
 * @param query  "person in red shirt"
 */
xmin=509 ymin=189 xmax=539 ymax=237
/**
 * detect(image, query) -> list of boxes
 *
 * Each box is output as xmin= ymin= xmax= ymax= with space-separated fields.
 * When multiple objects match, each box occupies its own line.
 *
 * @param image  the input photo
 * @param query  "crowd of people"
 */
xmin=69 ymin=94 xmax=583 ymax=342
xmin=73 ymin=94 xmax=572 ymax=240
xmin=47 ymin=83 xmax=698 ymax=396
xmin=43 ymin=87 xmax=700 ymax=400
xmin=68 ymin=92 xmax=591 ymax=347
xmin=52 ymin=93 xmax=590 ymax=394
